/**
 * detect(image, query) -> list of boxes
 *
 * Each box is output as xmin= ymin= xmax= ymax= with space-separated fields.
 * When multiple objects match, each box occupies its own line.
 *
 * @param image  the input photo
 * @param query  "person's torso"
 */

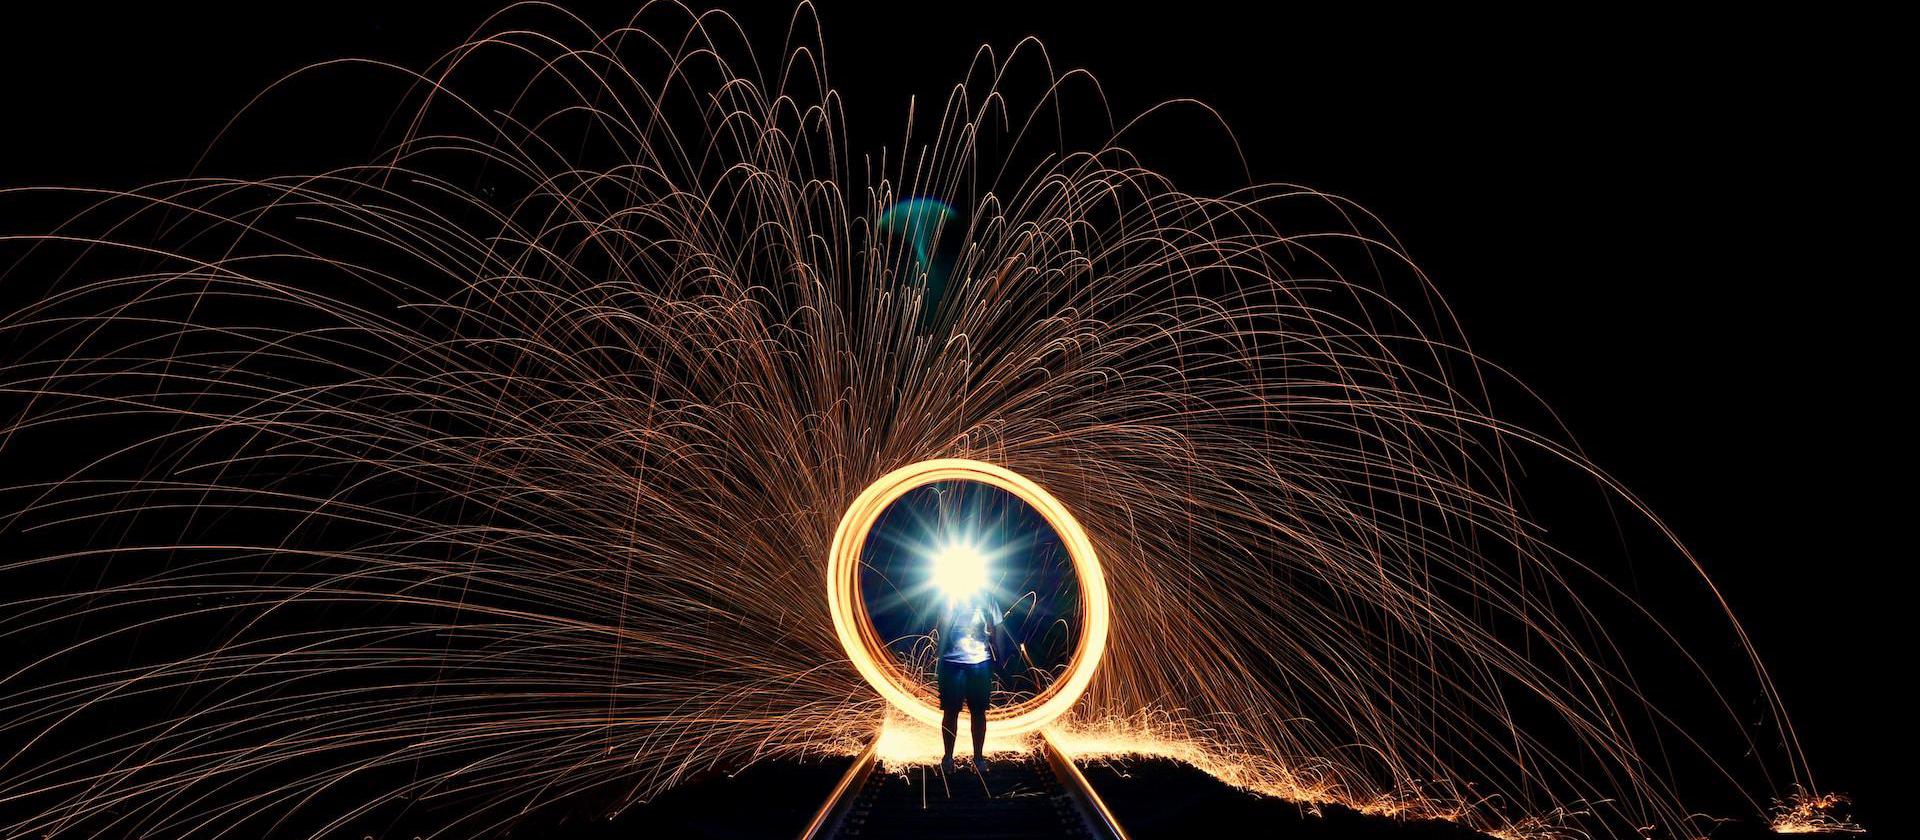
xmin=938 ymin=601 xmax=992 ymax=664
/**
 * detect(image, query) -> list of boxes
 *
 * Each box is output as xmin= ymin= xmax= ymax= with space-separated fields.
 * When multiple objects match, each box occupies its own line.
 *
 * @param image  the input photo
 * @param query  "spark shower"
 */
xmin=0 ymin=3 xmax=1858 ymax=838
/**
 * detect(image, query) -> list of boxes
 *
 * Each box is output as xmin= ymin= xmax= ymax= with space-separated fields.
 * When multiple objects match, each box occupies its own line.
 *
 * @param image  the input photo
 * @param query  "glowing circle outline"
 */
xmin=827 ymin=458 xmax=1109 ymax=735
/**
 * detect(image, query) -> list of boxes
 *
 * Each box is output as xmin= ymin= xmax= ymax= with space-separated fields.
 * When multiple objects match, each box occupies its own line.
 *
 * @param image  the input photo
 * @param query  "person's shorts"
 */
xmin=936 ymin=659 xmax=991 ymax=713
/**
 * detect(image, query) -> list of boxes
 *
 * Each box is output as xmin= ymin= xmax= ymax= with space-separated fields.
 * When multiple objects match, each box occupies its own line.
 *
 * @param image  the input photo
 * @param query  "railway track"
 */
xmin=800 ymin=730 xmax=1130 ymax=840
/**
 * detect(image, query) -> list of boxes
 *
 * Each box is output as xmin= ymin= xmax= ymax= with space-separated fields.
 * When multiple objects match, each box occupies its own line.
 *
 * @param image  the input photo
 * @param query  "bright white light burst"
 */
xmin=930 ymin=541 xmax=989 ymax=598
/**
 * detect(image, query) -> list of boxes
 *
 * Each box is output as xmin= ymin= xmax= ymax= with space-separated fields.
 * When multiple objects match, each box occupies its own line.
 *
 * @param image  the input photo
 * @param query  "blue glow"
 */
xmin=855 ymin=479 xmax=1082 ymax=701
xmin=875 ymin=197 xmax=958 ymax=330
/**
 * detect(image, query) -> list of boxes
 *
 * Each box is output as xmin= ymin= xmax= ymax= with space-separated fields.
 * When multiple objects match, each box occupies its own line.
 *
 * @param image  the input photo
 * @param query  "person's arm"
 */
xmin=931 ymin=606 xmax=946 ymax=655
xmin=986 ymin=598 xmax=1013 ymax=671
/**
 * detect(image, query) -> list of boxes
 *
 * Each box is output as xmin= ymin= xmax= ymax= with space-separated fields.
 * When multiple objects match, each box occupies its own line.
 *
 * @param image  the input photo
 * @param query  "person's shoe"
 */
xmin=972 ymin=754 xmax=988 ymax=774
xmin=941 ymin=756 xmax=955 ymax=775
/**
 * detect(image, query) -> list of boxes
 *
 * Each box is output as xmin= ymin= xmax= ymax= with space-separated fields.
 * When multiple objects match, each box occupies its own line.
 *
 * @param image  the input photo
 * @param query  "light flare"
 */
xmin=929 ymin=541 xmax=989 ymax=599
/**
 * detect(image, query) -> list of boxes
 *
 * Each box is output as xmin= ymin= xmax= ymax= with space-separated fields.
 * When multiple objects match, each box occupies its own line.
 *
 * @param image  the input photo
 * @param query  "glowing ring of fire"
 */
xmin=827 ymin=458 xmax=1109 ymax=735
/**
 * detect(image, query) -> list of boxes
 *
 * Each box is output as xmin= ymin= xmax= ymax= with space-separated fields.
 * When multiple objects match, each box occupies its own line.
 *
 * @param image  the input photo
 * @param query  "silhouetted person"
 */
xmin=935 ymin=592 xmax=1003 ymax=774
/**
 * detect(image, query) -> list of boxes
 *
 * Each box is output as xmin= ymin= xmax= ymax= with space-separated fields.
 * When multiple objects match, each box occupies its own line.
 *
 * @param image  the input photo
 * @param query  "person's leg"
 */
xmin=937 ymin=660 xmax=961 ymax=772
xmin=966 ymin=662 xmax=991 ymax=765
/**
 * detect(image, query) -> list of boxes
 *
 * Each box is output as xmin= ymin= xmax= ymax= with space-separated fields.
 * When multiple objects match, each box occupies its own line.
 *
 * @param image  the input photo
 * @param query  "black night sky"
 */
xmin=0 ymin=3 xmax=1899 ymax=837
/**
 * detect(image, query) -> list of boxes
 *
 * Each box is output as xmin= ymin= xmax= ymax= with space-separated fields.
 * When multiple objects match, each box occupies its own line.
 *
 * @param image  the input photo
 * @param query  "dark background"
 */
xmin=1 ymin=2 xmax=1897 ymax=834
